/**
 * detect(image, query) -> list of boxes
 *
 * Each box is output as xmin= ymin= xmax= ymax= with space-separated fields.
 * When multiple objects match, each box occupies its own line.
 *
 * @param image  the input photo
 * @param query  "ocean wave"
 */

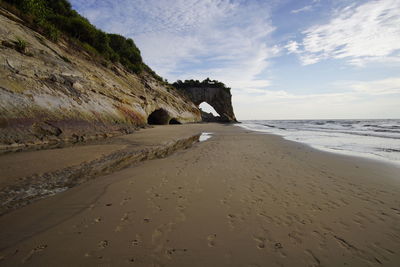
xmin=240 ymin=119 xmax=400 ymax=164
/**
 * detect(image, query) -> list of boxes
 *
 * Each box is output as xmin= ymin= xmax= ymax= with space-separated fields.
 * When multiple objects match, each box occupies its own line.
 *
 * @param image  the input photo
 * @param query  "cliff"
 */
xmin=0 ymin=8 xmax=201 ymax=151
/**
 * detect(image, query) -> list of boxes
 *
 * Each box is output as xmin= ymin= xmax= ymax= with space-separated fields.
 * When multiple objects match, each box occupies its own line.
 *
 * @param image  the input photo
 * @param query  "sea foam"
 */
xmin=239 ymin=119 xmax=400 ymax=165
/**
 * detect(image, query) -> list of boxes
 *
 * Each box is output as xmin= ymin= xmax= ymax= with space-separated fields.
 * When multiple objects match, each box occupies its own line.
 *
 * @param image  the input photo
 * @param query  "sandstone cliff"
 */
xmin=0 ymin=9 xmax=201 ymax=150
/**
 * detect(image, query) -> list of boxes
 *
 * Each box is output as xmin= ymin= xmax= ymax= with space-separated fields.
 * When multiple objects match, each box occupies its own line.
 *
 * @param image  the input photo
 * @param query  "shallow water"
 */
xmin=239 ymin=119 xmax=400 ymax=165
xmin=199 ymin=132 xmax=213 ymax=142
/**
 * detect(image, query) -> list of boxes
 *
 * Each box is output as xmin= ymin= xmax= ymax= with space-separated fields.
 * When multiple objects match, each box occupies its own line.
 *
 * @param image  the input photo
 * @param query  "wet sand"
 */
xmin=0 ymin=124 xmax=399 ymax=266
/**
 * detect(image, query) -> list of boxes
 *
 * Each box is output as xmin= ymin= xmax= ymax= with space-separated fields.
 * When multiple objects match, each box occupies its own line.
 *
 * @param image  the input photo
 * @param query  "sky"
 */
xmin=70 ymin=0 xmax=400 ymax=120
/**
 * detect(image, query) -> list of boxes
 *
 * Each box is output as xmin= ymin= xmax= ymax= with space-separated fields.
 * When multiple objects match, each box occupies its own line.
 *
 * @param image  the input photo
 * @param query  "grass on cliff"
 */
xmin=13 ymin=37 xmax=28 ymax=52
xmin=0 ymin=0 xmax=164 ymax=82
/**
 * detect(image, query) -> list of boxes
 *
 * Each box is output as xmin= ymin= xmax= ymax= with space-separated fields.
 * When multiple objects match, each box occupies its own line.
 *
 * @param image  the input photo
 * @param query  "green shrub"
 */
xmin=38 ymin=20 xmax=60 ymax=42
xmin=20 ymin=0 xmax=48 ymax=21
xmin=13 ymin=37 xmax=28 ymax=53
xmin=81 ymin=42 xmax=98 ymax=56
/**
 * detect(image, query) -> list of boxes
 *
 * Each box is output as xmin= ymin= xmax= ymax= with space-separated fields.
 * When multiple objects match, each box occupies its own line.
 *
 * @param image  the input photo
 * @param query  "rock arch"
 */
xmin=147 ymin=109 xmax=170 ymax=125
xmin=180 ymin=87 xmax=236 ymax=122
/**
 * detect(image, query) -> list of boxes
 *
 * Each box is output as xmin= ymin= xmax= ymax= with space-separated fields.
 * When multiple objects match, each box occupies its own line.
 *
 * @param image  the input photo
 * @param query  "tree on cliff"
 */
xmin=172 ymin=78 xmax=231 ymax=93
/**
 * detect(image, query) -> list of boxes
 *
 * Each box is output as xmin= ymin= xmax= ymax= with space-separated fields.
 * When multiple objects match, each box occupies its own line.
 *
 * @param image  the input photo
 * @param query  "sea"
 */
xmin=239 ymin=119 xmax=400 ymax=165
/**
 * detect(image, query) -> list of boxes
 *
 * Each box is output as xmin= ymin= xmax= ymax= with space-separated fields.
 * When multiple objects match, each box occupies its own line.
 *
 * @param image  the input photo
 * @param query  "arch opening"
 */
xmin=148 ymin=109 xmax=170 ymax=125
xmin=169 ymin=118 xmax=181 ymax=125
xmin=199 ymin=102 xmax=221 ymax=122
xmin=199 ymin=102 xmax=219 ymax=116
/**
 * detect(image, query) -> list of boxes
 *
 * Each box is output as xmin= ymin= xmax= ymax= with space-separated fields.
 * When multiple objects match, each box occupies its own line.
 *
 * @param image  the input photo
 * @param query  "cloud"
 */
xmin=291 ymin=0 xmax=321 ymax=14
xmin=233 ymin=77 xmax=400 ymax=119
xmin=348 ymin=77 xmax=400 ymax=95
xmin=285 ymin=40 xmax=299 ymax=54
xmin=70 ymin=0 xmax=279 ymax=94
xmin=287 ymin=0 xmax=400 ymax=66
xmin=291 ymin=5 xmax=313 ymax=14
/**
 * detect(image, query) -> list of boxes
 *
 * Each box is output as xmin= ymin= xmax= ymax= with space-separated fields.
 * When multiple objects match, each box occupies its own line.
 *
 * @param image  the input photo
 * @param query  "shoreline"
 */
xmin=237 ymin=122 xmax=400 ymax=168
xmin=0 ymin=124 xmax=399 ymax=266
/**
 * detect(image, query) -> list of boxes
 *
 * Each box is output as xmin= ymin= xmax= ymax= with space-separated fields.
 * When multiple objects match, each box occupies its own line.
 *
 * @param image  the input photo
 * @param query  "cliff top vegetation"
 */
xmin=172 ymin=78 xmax=231 ymax=94
xmin=0 ymin=0 xmax=162 ymax=80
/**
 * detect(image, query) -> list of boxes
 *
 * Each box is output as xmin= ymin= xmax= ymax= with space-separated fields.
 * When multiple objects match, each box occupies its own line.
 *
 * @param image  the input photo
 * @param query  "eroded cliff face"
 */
xmin=180 ymin=86 xmax=237 ymax=122
xmin=0 ymin=9 xmax=201 ymax=150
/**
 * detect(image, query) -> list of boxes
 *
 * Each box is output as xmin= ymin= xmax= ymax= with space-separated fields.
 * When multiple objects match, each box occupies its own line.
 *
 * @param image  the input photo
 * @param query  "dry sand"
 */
xmin=0 ymin=124 xmax=399 ymax=266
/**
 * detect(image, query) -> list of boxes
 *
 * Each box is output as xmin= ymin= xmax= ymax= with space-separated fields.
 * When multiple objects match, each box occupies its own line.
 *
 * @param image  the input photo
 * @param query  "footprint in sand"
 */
xmin=131 ymin=234 xmax=142 ymax=247
xmin=120 ymin=197 xmax=132 ymax=206
xmin=114 ymin=225 xmax=123 ymax=232
xmin=121 ymin=213 xmax=129 ymax=221
xmin=98 ymin=240 xmax=109 ymax=249
xmin=288 ymin=231 xmax=303 ymax=244
xmin=207 ymin=234 xmax=217 ymax=247
xmin=127 ymin=257 xmax=135 ymax=263
xmin=253 ymin=236 xmax=266 ymax=249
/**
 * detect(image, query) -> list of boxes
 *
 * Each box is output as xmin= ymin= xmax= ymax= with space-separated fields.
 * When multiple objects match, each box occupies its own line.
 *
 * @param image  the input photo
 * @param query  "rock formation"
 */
xmin=179 ymin=86 xmax=237 ymax=122
xmin=0 ymin=9 xmax=201 ymax=150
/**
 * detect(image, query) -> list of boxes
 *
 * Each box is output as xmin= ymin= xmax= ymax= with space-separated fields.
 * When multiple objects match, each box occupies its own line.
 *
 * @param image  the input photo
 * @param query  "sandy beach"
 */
xmin=0 ymin=124 xmax=399 ymax=266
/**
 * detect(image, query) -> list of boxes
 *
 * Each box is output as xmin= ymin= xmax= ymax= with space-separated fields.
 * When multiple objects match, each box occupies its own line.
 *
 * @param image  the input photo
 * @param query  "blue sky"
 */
xmin=70 ymin=0 xmax=400 ymax=120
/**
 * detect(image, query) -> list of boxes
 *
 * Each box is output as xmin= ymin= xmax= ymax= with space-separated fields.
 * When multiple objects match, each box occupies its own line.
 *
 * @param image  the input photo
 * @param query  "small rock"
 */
xmin=72 ymin=82 xmax=83 ymax=91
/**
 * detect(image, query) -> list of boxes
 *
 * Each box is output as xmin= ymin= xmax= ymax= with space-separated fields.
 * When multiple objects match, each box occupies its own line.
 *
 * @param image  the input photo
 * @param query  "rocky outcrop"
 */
xmin=0 ymin=9 xmax=201 ymax=150
xmin=180 ymin=86 xmax=237 ymax=122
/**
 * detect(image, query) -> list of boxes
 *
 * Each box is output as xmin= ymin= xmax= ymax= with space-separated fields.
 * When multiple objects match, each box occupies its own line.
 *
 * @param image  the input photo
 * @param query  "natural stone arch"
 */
xmin=199 ymin=102 xmax=222 ymax=122
xmin=169 ymin=118 xmax=181 ymax=124
xmin=179 ymin=87 xmax=236 ymax=122
xmin=147 ymin=109 xmax=170 ymax=125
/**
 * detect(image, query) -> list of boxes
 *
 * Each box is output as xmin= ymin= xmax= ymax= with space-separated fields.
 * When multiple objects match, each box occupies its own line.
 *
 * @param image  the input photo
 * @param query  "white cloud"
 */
xmin=285 ymin=40 xmax=299 ymax=54
xmin=234 ymin=77 xmax=400 ymax=120
xmin=348 ymin=77 xmax=400 ymax=95
xmin=288 ymin=0 xmax=400 ymax=66
xmin=71 ymin=0 xmax=278 ymax=93
xmin=291 ymin=0 xmax=321 ymax=14
xmin=291 ymin=5 xmax=313 ymax=14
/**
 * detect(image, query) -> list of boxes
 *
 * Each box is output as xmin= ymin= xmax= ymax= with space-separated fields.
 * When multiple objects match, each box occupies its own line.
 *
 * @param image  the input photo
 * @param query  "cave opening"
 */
xmin=169 ymin=118 xmax=181 ymax=124
xmin=147 ymin=109 xmax=170 ymax=125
